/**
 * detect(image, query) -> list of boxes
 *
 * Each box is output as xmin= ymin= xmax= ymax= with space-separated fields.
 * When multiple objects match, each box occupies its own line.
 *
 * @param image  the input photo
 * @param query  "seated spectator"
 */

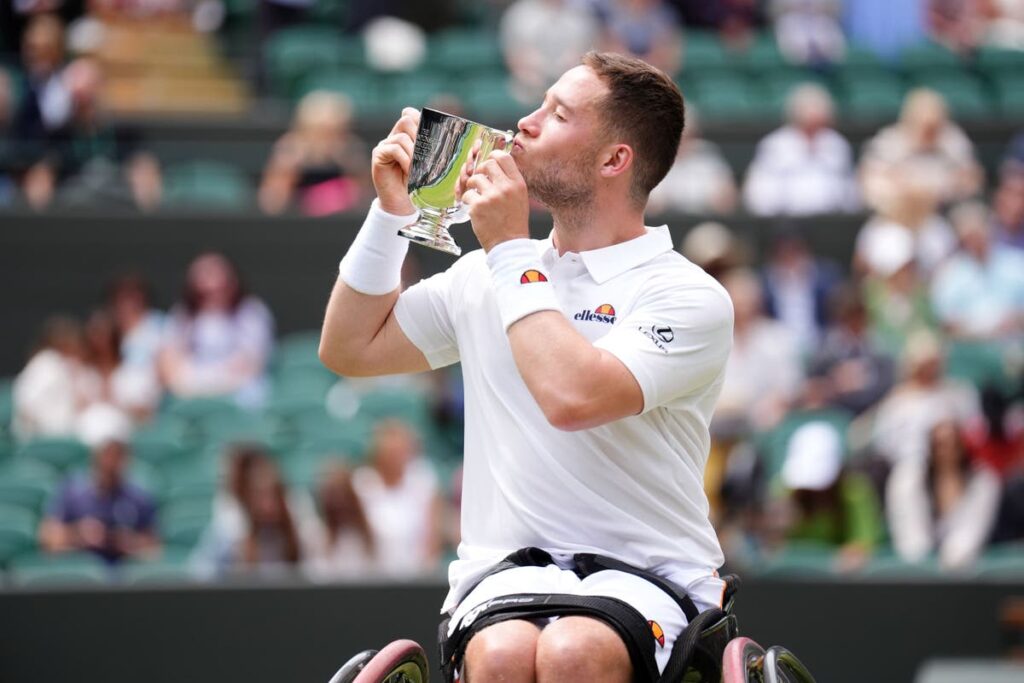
xmin=82 ymin=309 xmax=161 ymax=422
xmin=841 ymin=0 xmax=926 ymax=60
xmin=500 ymin=0 xmax=600 ymax=105
xmin=38 ymin=426 xmax=160 ymax=564
xmin=809 ymin=285 xmax=896 ymax=416
xmin=158 ymin=252 xmax=274 ymax=410
xmin=715 ymin=269 xmax=804 ymax=434
xmin=872 ymin=330 xmax=980 ymax=468
xmin=595 ymin=0 xmax=683 ymax=75
xmin=106 ymin=272 xmax=165 ymax=375
xmin=771 ymin=0 xmax=846 ymax=67
xmin=860 ymin=88 xmax=983 ymax=212
xmin=353 ymin=420 xmax=442 ymax=578
xmin=779 ymin=421 xmax=883 ymax=572
xmin=929 ymin=0 xmax=987 ymax=54
xmin=858 ymin=223 xmax=939 ymax=358
xmin=965 ymin=386 xmax=1024 ymax=477
xmin=13 ymin=315 xmax=101 ymax=441
xmin=12 ymin=14 xmax=71 ymax=145
xmin=992 ymin=170 xmax=1024 ymax=250
xmin=305 ymin=464 xmax=377 ymax=580
xmin=234 ymin=459 xmax=305 ymax=576
xmin=647 ymin=107 xmax=738 ymax=215
xmin=679 ymin=221 xmax=749 ymax=282
xmin=27 ymin=58 xmax=162 ymax=211
xmin=887 ymin=420 xmax=1001 ymax=569
xmin=742 ymin=83 xmax=859 ymax=216
xmin=190 ymin=443 xmax=320 ymax=579
xmin=930 ymin=200 xmax=1024 ymax=342
xmin=258 ymin=90 xmax=367 ymax=217
xmin=761 ymin=226 xmax=842 ymax=354
xmin=983 ymin=0 xmax=1024 ymax=49
xmin=854 ymin=181 xmax=956 ymax=279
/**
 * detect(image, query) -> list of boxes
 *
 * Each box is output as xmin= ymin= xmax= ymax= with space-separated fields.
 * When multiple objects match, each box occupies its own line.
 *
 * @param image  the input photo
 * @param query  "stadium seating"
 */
xmin=8 ymin=552 xmax=110 ymax=587
xmin=15 ymin=438 xmax=90 ymax=474
xmin=162 ymin=161 xmax=254 ymax=211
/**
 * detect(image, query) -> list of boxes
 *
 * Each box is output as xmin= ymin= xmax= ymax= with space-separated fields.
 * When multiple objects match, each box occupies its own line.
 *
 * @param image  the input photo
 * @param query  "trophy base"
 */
xmin=398 ymin=218 xmax=462 ymax=257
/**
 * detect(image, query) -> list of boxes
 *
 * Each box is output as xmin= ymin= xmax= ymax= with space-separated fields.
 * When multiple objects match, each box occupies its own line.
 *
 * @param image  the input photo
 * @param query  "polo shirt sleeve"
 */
xmin=593 ymin=278 xmax=733 ymax=413
xmin=393 ymin=267 xmax=460 ymax=369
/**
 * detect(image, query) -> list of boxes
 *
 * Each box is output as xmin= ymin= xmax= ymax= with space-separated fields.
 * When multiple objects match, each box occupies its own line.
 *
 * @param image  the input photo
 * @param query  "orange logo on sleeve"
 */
xmin=649 ymin=620 xmax=665 ymax=648
xmin=520 ymin=270 xmax=549 ymax=284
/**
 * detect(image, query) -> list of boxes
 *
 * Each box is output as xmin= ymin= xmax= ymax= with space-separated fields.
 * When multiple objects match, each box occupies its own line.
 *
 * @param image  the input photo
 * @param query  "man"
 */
xmin=320 ymin=52 xmax=733 ymax=682
xmin=39 ymin=435 xmax=160 ymax=564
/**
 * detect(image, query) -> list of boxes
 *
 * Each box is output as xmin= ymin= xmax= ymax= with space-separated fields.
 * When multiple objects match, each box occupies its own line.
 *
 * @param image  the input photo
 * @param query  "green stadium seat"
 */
xmin=682 ymin=31 xmax=730 ymax=73
xmin=278 ymin=449 xmax=352 ymax=489
xmin=732 ymin=32 xmax=786 ymax=75
xmin=462 ymin=75 xmax=531 ymax=122
xmin=946 ymin=340 xmax=1010 ymax=390
xmin=274 ymin=330 xmax=323 ymax=372
xmin=838 ymin=70 xmax=906 ymax=120
xmin=756 ymin=543 xmax=837 ymax=578
xmin=120 ymin=557 xmax=195 ymax=585
xmin=976 ymin=546 xmax=1024 ymax=580
xmin=0 ymin=505 xmax=38 ymax=565
xmin=297 ymin=69 xmax=384 ymax=114
xmin=130 ymin=421 xmax=192 ymax=469
xmin=761 ymin=68 xmax=832 ymax=116
xmin=357 ymin=388 xmax=431 ymax=430
xmin=162 ymin=479 xmax=219 ymax=509
xmin=162 ymin=161 xmax=254 ymax=211
xmin=381 ymin=72 xmax=454 ymax=112
xmin=841 ymin=45 xmax=887 ymax=77
xmin=15 ymin=438 xmax=90 ymax=473
xmin=0 ymin=459 xmax=57 ymax=514
xmin=9 ymin=552 xmax=109 ymax=586
xmin=976 ymin=46 xmax=1024 ymax=78
xmin=162 ymin=453 xmax=222 ymax=494
xmin=691 ymin=73 xmax=763 ymax=119
xmin=265 ymin=25 xmax=360 ymax=96
xmin=860 ymin=554 xmax=945 ymax=579
xmin=162 ymin=515 xmax=207 ymax=551
xmin=161 ymin=498 xmax=212 ymax=532
xmin=900 ymin=41 xmax=961 ymax=71
xmin=0 ymin=376 xmax=13 ymax=440
xmin=993 ymin=74 xmax=1024 ymax=118
xmin=273 ymin=366 xmax=337 ymax=400
xmin=427 ymin=28 xmax=504 ymax=74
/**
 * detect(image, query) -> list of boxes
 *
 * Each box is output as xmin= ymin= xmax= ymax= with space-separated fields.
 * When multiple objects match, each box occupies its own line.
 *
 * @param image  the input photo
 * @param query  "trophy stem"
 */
xmin=398 ymin=211 xmax=463 ymax=257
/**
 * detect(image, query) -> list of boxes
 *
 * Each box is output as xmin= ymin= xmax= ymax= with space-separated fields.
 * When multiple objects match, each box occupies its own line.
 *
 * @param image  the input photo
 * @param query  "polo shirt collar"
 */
xmin=540 ymin=225 xmax=674 ymax=284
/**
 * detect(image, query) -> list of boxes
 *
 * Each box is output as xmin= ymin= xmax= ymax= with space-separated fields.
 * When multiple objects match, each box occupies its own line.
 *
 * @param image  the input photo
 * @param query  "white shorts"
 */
xmin=448 ymin=562 xmax=726 ymax=675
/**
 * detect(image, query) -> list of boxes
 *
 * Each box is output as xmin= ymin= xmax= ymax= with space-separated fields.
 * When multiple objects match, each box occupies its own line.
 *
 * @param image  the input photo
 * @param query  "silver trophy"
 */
xmin=399 ymin=108 xmax=513 ymax=256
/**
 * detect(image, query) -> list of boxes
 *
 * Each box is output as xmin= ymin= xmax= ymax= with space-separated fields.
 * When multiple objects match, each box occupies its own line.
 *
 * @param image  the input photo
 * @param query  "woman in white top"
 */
xmin=305 ymin=464 xmax=376 ymax=580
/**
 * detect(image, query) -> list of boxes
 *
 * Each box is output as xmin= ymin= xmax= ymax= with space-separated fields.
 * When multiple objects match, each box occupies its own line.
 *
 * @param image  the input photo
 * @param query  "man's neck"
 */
xmin=549 ymin=200 xmax=647 ymax=255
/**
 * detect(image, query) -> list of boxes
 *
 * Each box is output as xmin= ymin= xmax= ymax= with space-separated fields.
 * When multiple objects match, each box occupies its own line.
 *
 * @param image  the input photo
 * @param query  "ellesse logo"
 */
xmin=574 ymin=303 xmax=616 ymax=324
xmin=520 ymin=270 xmax=548 ymax=284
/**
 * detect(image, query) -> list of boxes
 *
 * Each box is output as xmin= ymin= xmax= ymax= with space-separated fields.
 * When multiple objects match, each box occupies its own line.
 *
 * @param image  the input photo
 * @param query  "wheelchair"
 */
xmin=328 ymin=575 xmax=815 ymax=683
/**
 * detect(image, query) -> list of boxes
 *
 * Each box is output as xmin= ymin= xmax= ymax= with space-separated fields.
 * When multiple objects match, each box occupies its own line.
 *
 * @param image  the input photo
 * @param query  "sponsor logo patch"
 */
xmin=574 ymin=303 xmax=617 ymax=324
xmin=520 ymin=270 xmax=548 ymax=284
xmin=639 ymin=324 xmax=673 ymax=353
xmin=649 ymin=620 xmax=665 ymax=648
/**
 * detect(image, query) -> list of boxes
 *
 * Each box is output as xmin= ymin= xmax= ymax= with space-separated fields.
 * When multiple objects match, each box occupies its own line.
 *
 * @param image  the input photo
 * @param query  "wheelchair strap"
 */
xmin=572 ymin=553 xmax=700 ymax=623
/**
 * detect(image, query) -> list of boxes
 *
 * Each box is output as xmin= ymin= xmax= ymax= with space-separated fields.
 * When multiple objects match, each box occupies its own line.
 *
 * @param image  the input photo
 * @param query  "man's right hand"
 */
xmin=372 ymin=107 xmax=420 ymax=216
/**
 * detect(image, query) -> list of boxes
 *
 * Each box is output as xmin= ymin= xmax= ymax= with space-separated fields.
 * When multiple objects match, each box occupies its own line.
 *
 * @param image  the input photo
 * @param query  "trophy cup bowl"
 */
xmin=399 ymin=108 xmax=513 ymax=256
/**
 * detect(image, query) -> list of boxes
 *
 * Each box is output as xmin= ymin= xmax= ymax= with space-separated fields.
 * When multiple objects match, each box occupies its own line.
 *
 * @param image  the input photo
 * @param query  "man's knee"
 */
xmin=535 ymin=617 xmax=632 ymax=683
xmin=463 ymin=619 xmax=542 ymax=682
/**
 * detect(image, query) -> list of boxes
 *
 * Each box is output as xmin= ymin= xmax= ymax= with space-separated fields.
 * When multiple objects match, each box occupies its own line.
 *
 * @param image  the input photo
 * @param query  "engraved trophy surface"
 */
xmin=399 ymin=108 xmax=513 ymax=256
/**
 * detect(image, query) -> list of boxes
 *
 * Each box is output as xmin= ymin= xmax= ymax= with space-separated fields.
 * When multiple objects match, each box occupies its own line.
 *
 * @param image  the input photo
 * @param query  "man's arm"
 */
xmin=318 ymin=108 xmax=432 ymax=378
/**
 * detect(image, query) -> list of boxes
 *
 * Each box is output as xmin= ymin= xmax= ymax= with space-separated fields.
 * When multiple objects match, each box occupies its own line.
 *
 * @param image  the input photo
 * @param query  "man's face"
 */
xmin=512 ymin=66 xmax=610 ymax=210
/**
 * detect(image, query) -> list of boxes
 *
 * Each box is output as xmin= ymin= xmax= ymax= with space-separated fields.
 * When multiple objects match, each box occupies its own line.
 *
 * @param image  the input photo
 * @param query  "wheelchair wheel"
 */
xmin=763 ymin=646 xmax=815 ymax=683
xmin=328 ymin=639 xmax=430 ymax=683
xmin=722 ymin=637 xmax=767 ymax=683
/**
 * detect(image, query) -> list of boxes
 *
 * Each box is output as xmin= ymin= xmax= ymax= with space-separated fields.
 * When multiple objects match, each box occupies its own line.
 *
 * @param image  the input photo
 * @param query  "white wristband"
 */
xmin=338 ymin=199 xmax=417 ymax=295
xmin=486 ymin=238 xmax=561 ymax=331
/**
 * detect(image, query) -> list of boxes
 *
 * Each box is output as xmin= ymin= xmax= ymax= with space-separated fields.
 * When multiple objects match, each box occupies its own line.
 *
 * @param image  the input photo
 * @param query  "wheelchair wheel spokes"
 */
xmin=763 ymin=646 xmax=815 ymax=683
xmin=722 ymin=637 xmax=767 ymax=683
xmin=329 ymin=640 xmax=429 ymax=683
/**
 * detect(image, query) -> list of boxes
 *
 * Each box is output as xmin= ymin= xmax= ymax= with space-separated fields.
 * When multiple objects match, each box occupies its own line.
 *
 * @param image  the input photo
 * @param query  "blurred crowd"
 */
xmin=1 ymin=0 xmax=1023 ymax=584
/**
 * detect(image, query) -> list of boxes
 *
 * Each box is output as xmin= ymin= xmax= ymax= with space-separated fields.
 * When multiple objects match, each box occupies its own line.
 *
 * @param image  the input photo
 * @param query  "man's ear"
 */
xmin=599 ymin=143 xmax=633 ymax=179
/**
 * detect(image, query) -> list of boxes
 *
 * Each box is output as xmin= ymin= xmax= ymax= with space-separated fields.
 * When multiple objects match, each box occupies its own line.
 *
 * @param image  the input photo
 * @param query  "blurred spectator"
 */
xmin=82 ymin=308 xmax=161 ymax=422
xmin=778 ymin=421 xmax=883 ymax=572
xmin=106 ymin=272 xmax=165 ymax=372
xmin=983 ymin=0 xmax=1024 ymax=48
xmin=742 ymin=84 xmax=859 ymax=216
xmin=992 ymin=171 xmax=1024 ymax=250
xmin=842 ymin=0 xmax=926 ymax=60
xmin=28 ymin=58 xmax=162 ymax=211
xmin=855 ymin=185 xmax=956 ymax=279
xmin=1005 ymin=131 xmax=1024 ymax=175
xmin=158 ymin=252 xmax=274 ymax=410
xmin=0 ymin=69 xmax=15 ymax=206
xmin=305 ymin=464 xmax=377 ymax=580
xmin=771 ymin=0 xmax=846 ymax=67
xmin=859 ymin=228 xmax=938 ymax=361
xmin=12 ymin=315 xmax=100 ymax=441
xmin=887 ymin=420 xmax=1001 ymax=569
xmin=809 ymin=285 xmax=896 ymax=416
xmin=860 ymin=88 xmax=983 ymax=212
xmin=12 ymin=14 xmax=71 ymax=143
xmin=594 ymin=0 xmax=683 ymax=75
xmin=668 ymin=0 xmax=763 ymax=50
xmin=679 ymin=221 xmax=748 ymax=282
xmin=39 ymin=433 xmax=160 ymax=564
xmin=235 ymin=459 xmax=305 ymax=575
xmin=715 ymin=269 xmax=804 ymax=433
xmin=259 ymin=91 xmax=367 ymax=216
xmin=871 ymin=330 xmax=980 ymax=467
xmin=929 ymin=0 xmax=987 ymax=54
xmin=760 ymin=226 xmax=842 ymax=353
xmin=500 ymin=0 xmax=600 ymax=105
xmin=353 ymin=420 xmax=442 ymax=577
xmin=930 ymin=200 xmax=1024 ymax=341
xmin=965 ymin=385 xmax=1024 ymax=476
xmin=647 ymin=107 xmax=738 ymax=215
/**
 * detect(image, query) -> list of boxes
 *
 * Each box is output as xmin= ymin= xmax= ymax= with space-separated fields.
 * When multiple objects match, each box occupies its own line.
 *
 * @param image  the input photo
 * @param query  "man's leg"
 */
xmin=534 ymin=616 xmax=632 ymax=683
xmin=463 ymin=619 xmax=542 ymax=683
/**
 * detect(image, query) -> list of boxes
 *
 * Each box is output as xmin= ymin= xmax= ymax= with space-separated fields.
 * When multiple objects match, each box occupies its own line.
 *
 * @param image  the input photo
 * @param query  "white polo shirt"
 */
xmin=394 ymin=225 xmax=734 ymax=613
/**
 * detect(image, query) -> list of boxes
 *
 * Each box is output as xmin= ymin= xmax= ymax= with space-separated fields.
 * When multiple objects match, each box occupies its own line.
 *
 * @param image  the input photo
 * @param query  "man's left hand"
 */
xmin=461 ymin=150 xmax=530 ymax=252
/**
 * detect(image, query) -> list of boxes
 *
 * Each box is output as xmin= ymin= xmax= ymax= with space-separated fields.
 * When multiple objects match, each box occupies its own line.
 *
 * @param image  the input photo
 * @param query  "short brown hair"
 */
xmin=582 ymin=51 xmax=685 ymax=205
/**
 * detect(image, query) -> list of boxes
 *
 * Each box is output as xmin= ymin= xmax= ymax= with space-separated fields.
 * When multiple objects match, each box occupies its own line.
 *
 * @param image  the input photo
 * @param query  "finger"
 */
xmin=489 ymin=150 xmax=523 ymax=182
xmin=461 ymin=187 xmax=479 ymax=205
xmin=386 ymin=132 xmax=415 ymax=158
xmin=475 ymin=158 xmax=506 ymax=183
xmin=465 ymin=172 xmax=494 ymax=194
xmin=390 ymin=108 xmax=421 ymax=138
xmin=375 ymin=142 xmax=412 ymax=173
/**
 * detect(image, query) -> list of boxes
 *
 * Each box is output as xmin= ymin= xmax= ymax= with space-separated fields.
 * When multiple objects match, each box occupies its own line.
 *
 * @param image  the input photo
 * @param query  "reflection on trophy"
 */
xmin=399 ymin=108 xmax=513 ymax=256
